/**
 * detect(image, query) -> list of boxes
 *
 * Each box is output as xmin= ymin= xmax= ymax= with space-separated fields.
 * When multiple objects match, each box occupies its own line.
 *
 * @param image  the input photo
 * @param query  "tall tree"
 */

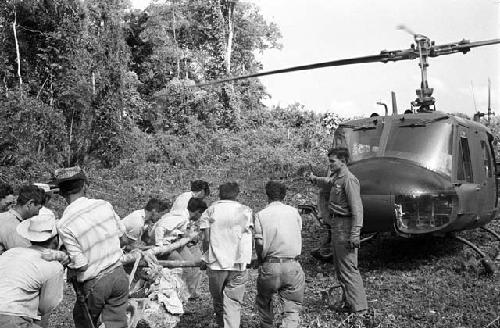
xmin=128 ymin=0 xmax=281 ymax=129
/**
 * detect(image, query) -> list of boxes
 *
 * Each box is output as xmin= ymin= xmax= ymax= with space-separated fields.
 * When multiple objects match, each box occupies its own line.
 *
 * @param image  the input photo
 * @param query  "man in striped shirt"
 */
xmin=55 ymin=166 xmax=129 ymax=328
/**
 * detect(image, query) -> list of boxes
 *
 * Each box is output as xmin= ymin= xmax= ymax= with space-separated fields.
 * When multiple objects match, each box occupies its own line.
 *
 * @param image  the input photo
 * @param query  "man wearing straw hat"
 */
xmin=0 ymin=210 xmax=64 ymax=328
xmin=55 ymin=166 xmax=129 ymax=328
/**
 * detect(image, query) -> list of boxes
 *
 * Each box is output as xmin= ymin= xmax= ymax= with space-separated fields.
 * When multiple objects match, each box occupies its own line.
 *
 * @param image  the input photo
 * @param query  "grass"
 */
xmin=34 ymin=166 xmax=500 ymax=328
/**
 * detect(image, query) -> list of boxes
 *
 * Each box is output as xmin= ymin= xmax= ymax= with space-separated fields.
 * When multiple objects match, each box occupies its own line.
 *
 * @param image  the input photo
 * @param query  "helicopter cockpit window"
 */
xmin=480 ymin=140 xmax=493 ymax=178
xmin=457 ymin=137 xmax=473 ymax=182
xmin=385 ymin=121 xmax=453 ymax=176
xmin=334 ymin=125 xmax=383 ymax=162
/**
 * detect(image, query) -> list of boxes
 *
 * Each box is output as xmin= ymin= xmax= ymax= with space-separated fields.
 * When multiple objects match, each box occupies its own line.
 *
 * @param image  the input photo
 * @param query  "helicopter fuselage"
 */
xmin=334 ymin=111 xmax=498 ymax=236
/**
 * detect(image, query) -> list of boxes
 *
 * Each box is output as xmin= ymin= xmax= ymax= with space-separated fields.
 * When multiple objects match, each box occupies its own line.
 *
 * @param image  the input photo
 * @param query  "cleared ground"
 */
xmin=49 ymin=212 xmax=500 ymax=328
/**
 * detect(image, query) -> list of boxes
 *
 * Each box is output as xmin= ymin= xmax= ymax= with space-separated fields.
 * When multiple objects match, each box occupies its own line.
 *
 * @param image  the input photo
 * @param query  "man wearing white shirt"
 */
xmin=121 ymin=198 xmax=171 ymax=246
xmin=200 ymin=182 xmax=253 ymax=328
xmin=0 ymin=209 xmax=64 ymax=328
xmin=154 ymin=198 xmax=208 ymax=299
xmin=0 ymin=185 xmax=46 ymax=252
xmin=170 ymin=180 xmax=210 ymax=216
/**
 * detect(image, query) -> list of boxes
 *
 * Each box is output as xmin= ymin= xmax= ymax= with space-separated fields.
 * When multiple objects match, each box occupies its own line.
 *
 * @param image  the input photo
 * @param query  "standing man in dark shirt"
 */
xmin=309 ymin=147 xmax=368 ymax=315
xmin=254 ymin=180 xmax=305 ymax=328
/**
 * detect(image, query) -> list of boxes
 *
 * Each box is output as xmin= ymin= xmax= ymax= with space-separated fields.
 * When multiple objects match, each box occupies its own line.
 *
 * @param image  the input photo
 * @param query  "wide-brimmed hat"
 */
xmin=53 ymin=166 xmax=87 ymax=186
xmin=17 ymin=208 xmax=57 ymax=242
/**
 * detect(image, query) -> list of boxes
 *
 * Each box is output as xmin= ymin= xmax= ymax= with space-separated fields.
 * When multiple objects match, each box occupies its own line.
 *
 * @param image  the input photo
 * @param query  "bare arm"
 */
xmin=253 ymin=213 xmax=264 ymax=263
xmin=255 ymin=239 xmax=264 ymax=264
xmin=202 ymin=228 xmax=210 ymax=253
xmin=309 ymin=173 xmax=336 ymax=189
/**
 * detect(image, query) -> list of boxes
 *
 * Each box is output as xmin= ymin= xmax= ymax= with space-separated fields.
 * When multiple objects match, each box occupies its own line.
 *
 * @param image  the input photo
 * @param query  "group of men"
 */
xmin=0 ymin=146 xmax=368 ymax=328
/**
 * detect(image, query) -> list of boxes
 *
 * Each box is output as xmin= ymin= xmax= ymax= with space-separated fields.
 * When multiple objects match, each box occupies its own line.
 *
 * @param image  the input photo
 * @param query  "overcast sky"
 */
xmin=132 ymin=0 xmax=500 ymax=118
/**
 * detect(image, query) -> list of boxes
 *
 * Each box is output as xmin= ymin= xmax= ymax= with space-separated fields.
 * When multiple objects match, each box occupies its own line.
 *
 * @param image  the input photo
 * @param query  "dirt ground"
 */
xmin=48 ymin=213 xmax=500 ymax=328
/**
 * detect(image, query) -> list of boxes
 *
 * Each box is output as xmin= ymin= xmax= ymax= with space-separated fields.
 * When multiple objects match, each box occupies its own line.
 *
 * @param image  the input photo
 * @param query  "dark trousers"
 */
xmin=256 ymin=261 xmax=305 ymax=328
xmin=330 ymin=216 xmax=368 ymax=312
xmin=73 ymin=265 xmax=129 ymax=328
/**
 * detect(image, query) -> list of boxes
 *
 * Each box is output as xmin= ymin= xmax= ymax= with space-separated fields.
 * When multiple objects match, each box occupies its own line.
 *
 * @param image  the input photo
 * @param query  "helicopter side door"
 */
xmin=468 ymin=130 xmax=488 ymax=220
xmin=477 ymin=134 xmax=497 ymax=222
xmin=452 ymin=125 xmax=479 ymax=229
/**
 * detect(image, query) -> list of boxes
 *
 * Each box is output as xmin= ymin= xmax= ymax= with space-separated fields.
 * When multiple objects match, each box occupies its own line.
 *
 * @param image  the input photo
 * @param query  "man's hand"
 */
xmin=347 ymin=226 xmax=362 ymax=249
xmin=347 ymin=235 xmax=360 ymax=249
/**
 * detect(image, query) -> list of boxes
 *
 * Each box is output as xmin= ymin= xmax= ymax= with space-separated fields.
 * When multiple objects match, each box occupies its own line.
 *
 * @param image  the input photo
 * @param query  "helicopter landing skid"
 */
xmin=452 ymin=235 xmax=496 ymax=274
xmin=480 ymin=226 xmax=500 ymax=261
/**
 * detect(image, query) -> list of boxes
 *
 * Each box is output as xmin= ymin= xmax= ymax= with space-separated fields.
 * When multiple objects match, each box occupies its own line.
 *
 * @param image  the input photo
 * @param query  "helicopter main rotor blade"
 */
xmin=430 ymin=38 xmax=500 ymax=57
xmin=195 ymin=38 xmax=500 ymax=87
xmin=196 ymin=54 xmax=387 ymax=87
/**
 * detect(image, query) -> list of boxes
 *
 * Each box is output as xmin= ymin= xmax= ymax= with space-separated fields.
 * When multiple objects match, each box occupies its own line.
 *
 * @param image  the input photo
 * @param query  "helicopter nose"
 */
xmin=349 ymin=158 xmax=454 ymax=233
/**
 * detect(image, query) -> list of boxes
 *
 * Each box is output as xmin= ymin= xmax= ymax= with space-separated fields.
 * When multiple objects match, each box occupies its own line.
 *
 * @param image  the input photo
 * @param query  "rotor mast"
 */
xmin=412 ymin=34 xmax=435 ymax=112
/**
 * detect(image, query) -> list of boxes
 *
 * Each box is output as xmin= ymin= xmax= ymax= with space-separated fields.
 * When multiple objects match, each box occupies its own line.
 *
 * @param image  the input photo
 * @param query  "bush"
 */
xmin=0 ymin=91 xmax=67 ymax=167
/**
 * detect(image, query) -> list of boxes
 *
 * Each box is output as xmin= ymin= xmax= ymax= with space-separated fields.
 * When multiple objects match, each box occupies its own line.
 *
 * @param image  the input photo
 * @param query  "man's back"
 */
xmin=255 ymin=202 xmax=302 ymax=259
xmin=200 ymin=200 xmax=253 ymax=270
xmin=121 ymin=209 xmax=146 ymax=241
xmin=0 ymin=247 xmax=63 ymax=320
xmin=0 ymin=210 xmax=30 ymax=250
xmin=57 ymin=197 xmax=124 ymax=282
xmin=171 ymin=191 xmax=193 ymax=216
xmin=154 ymin=212 xmax=189 ymax=246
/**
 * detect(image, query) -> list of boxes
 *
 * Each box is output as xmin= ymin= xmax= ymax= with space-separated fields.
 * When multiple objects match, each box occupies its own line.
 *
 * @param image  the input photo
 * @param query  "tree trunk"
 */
xmin=91 ymin=72 xmax=96 ymax=96
xmin=216 ymin=0 xmax=236 ymax=75
xmin=12 ymin=11 xmax=22 ymax=87
xmin=171 ymin=1 xmax=180 ymax=79
xmin=68 ymin=111 xmax=74 ymax=166
xmin=224 ymin=1 xmax=235 ymax=74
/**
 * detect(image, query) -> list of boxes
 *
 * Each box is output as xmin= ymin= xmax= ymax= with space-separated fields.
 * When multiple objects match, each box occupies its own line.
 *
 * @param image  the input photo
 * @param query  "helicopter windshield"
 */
xmin=334 ymin=125 xmax=383 ymax=161
xmin=385 ymin=121 xmax=453 ymax=176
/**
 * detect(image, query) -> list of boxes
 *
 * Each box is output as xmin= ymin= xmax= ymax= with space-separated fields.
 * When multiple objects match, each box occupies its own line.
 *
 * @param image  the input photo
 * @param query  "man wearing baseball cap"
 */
xmin=0 ymin=210 xmax=64 ymax=328
xmin=55 ymin=166 xmax=129 ymax=328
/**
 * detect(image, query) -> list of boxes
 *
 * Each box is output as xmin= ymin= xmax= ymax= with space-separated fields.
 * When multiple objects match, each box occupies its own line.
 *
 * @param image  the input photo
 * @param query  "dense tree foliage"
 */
xmin=0 ymin=0 xmax=298 ymax=169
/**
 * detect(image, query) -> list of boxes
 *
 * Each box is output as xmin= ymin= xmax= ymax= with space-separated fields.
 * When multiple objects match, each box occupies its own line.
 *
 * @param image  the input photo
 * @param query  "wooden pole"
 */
xmin=144 ymin=235 xmax=196 ymax=257
xmin=156 ymin=260 xmax=201 ymax=268
xmin=45 ymin=236 xmax=200 ymax=267
xmin=120 ymin=234 xmax=198 ymax=265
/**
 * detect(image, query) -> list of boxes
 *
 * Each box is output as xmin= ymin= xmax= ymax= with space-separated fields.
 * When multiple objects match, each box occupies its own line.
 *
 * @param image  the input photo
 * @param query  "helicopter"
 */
xmin=197 ymin=30 xmax=500 ymax=272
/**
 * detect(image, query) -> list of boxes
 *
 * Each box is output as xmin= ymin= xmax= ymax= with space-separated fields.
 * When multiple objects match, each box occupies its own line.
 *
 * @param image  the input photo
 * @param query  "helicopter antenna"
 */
xmin=487 ymin=78 xmax=494 ymax=124
xmin=391 ymin=91 xmax=398 ymax=115
xmin=471 ymin=81 xmax=478 ymax=113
